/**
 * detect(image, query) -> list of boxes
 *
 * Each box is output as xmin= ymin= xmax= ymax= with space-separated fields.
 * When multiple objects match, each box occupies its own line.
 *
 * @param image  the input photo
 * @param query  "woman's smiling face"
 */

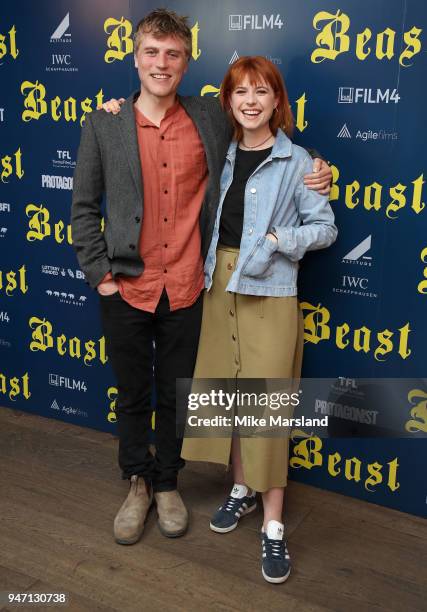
xmin=229 ymin=76 xmax=278 ymax=133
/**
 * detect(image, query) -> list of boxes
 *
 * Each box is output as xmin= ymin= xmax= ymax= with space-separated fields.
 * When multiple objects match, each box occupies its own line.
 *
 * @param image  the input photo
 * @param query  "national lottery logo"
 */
xmin=228 ymin=14 xmax=284 ymax=31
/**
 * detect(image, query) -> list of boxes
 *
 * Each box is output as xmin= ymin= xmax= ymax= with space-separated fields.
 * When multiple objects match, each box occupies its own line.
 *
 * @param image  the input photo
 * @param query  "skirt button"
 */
xmin=227 ymin=263 xmax=233 ymax=270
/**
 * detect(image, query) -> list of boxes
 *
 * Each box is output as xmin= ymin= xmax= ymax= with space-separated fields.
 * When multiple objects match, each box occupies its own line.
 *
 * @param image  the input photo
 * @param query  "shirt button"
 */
xmin=161 ymin=135 xmax=165 ymax=140
xmin=248 ymin=228 xmax=253 ymax=234
xmin=164 ymin=189 xmax=168 ymax=194
xmin=229 ymin=310 xmax=234 ymax=317
xmin=234 ymin=357 xmax=239 ymax=365
xmin=135 ymin=216 xmax=140 ymax=223
xmin=163 ymin=163 xmax=167 ymax=167
xmin=129 ymin=244 xmax=135 ymax=250
xmin=232 ymin=334 xmax=236 ymax=341
xmin=250 ymin=187 xmax=257 ymax=194
xmin=164 ymin=269 xmax=167 ymax=273
xmin=164 ymin=217 xmax=168 ymax=222
xmin=164 ymin=244 xmax=168 ymax=248
xmin=227 ymin=263 xmax=233 ymax=270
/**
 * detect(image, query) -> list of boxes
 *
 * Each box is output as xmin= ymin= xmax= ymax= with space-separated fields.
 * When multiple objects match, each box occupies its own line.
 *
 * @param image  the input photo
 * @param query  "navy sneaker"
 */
xmin=210 ymin=484 xmax=257 ymax=533
xmin=261 ymin=520 xmax=291 ymax=584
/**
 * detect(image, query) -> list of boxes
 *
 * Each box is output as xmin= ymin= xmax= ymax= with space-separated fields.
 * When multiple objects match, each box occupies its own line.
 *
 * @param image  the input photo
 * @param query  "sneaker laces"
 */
xmin=263 ymin=536 xmax=287 ymax=559
xmin=221 ymin=495 xmax=244 ymax=513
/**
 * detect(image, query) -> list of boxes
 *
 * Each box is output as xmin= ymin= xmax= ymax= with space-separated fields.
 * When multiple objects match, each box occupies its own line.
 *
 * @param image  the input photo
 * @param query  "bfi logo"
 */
xmin=52 ymin=54 xmax=71 ymax=65
xmin=0 ymin=203 xmax=11 ymax=212
xmin=49 ymin=373 xmax=87 ymax=392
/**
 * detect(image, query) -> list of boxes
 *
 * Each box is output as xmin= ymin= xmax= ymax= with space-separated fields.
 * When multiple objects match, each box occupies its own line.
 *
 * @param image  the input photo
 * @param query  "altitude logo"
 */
xmin=48 ymin=13 xmax=77 ymax=71
xmin=333 ymin=236 xmax=376 ymax=299
xmin=342 ymin=236 xmax=373 ymax=267
xmin=50 ymin=13 xmax=71 ymax=43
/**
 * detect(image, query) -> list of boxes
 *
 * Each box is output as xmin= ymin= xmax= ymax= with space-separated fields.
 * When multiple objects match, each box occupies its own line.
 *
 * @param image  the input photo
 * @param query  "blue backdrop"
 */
xmin=0 ymin=0 xmax=426 ymax=517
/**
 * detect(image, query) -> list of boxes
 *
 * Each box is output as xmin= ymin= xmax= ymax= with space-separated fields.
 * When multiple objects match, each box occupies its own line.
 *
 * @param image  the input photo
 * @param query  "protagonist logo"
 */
xmin=29 ymin=317 xmax=107 ymax=366
xmin=290 ymin=432 xmax=400 ymax=493
xmin=104 ymin=17 xmax=201 ymax=62
xmin=301 ymin=302 xmax=411 ymax=361
xmin=311 ymin=10 xmax=422 ymax=66
xmin=21 ymin=81 xmax=103 ymax=126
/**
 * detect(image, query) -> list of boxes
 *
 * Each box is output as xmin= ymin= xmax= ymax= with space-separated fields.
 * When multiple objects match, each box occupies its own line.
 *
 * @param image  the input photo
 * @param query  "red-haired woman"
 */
xmin=182 ymin=57 xmax=337 ymax=583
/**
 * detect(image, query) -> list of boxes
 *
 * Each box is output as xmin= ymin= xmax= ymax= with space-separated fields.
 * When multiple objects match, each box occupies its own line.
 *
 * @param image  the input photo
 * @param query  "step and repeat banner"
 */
xmin=0 ymin=0 xmax=426 ymax=516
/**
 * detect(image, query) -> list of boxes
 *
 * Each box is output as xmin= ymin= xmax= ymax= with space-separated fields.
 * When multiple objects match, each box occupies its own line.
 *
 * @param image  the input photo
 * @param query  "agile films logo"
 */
xmin=229 ymin=14 xmax=284 ymax=30
xmin=333 ymin=236 xmax=377 ymax=299
xmin=48 ymin=13 xmax=77 ymax=73
xmin=337 ymin=123 xmax=398 ymax=142
xmin=229 ymin=50 xmax=281 ymax=66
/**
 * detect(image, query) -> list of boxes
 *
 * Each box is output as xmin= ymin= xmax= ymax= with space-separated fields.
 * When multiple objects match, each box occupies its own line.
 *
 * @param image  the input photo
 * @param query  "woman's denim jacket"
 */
xmin=204 ymin=129 xmax=338 ymax=296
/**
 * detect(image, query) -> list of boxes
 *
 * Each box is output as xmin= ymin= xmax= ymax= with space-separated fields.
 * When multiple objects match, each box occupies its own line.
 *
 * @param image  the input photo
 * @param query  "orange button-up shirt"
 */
xmin=114 ymin=101 xmax=208 ymax=313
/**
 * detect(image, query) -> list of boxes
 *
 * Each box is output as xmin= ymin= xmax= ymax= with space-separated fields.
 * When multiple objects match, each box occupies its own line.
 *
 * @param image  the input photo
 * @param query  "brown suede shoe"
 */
xmin=114 ymin=475 xmax=153 ymax=545
xmin=154 ymin=490 xmax=188 ymax=538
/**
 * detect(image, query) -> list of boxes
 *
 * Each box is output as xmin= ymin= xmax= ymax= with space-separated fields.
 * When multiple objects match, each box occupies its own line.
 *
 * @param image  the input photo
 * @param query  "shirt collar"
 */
xmin=134 ymin=97 xmax=181 ymax=127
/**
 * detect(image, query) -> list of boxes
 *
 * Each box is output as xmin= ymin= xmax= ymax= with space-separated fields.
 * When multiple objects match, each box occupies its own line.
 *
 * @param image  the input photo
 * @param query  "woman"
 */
xmin=181 ymin=56 xmax=337 ymax=584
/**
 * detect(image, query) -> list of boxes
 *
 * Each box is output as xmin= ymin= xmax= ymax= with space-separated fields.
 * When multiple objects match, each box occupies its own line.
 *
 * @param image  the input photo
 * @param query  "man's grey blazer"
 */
xmin=71 ymin=92 xmax=232 ymax=289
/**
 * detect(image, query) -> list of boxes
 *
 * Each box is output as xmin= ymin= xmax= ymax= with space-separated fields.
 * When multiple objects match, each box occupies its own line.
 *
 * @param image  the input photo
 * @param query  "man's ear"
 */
xmin=134 ymin=54 xmax=138 ymax=69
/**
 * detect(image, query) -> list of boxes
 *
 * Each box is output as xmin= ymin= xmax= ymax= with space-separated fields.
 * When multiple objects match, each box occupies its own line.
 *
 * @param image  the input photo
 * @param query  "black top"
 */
xmin=219 ymin=146 xmax=273 ymax=247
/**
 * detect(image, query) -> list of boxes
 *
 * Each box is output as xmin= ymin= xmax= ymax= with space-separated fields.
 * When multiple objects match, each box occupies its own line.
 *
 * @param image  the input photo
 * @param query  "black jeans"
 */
xmin=100 ymin=288 xmax=202 ymax=492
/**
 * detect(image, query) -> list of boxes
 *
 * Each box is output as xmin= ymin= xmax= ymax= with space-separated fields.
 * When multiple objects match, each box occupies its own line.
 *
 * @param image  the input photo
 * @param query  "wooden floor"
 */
xmin=0 ymin=407 xmax=425 ymax=612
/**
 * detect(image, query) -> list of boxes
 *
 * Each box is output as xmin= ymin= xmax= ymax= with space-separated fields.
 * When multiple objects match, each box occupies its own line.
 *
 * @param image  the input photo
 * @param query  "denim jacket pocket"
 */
xmin=242 ymin=235 xmax=278 ymax=278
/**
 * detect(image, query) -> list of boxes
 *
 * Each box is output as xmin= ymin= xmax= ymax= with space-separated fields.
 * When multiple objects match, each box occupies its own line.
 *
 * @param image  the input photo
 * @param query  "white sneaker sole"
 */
xmin=209 ymin=501 xmax=257 ymax=533
xmin=262 ymin=566 xmax=291 ymax=584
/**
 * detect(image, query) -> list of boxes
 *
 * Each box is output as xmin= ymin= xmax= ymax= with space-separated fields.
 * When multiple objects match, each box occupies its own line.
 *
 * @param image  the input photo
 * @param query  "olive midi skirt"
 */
xmin=181 ymin=245 xmax=304 ymax=492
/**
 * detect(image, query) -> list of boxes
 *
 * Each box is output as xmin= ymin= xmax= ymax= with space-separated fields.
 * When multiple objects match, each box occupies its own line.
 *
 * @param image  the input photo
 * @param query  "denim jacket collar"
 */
xmin=225 ymin=128 xmax=293 ymax=163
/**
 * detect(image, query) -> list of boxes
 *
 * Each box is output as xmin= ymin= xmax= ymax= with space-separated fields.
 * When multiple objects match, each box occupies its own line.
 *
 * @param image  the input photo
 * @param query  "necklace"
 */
xmin=240 ymin=133 xmax=273 ymax=150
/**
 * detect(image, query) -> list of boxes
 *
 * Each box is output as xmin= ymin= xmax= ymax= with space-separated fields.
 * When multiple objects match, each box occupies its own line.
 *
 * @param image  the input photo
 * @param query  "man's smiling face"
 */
xmin=134 ymin=32 xmax=188 ymax=100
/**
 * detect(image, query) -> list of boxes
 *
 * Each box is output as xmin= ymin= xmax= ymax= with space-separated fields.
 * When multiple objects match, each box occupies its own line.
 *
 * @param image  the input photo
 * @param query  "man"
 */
xmin=71 ymin=9 xmax=332 ymax=545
